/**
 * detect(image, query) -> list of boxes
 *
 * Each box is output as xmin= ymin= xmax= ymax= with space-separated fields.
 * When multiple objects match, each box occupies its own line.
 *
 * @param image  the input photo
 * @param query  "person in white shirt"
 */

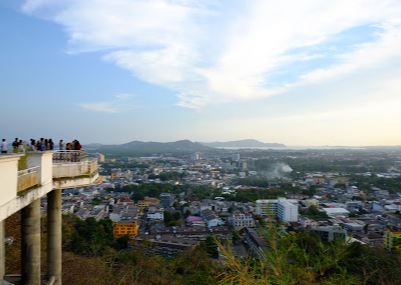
xmin=1 ymin=139 xmax=8 ymax=154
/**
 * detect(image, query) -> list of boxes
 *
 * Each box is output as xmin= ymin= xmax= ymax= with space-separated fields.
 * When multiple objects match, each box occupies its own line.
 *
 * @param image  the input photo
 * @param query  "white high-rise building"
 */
xmin=256 ymin=198 xmax=298 ymax=222
xmin=277 ymin=198 xmax=298 ymax=222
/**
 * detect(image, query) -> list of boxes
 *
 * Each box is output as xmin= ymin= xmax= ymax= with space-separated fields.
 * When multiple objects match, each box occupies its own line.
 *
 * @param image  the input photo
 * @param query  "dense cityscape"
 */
xmin=72 ymin=145 xmax=401 ymax=257
xmin=6 ymin=142 xmax=399 ymax=284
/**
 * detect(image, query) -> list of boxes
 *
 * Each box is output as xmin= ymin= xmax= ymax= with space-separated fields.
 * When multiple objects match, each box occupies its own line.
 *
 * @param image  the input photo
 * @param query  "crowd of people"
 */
xmin=0 ymin=138 xmax=82 ymax=154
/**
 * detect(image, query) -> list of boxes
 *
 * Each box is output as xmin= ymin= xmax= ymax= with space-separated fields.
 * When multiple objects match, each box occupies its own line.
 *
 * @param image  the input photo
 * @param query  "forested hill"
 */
xmin=86 ymin=139 xmax=212 ymax=155
xmin=202 ymin=139 xmax=285 ymax=148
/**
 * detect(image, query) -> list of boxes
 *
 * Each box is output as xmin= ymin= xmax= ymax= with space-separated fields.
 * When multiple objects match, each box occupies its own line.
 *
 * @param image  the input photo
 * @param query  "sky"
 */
xmin=1 ymin=0 xmax=401 ymax=146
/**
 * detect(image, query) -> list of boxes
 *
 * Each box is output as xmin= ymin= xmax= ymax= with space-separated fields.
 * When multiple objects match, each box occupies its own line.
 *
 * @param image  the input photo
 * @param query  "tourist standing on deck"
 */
xmin=12 ymin=138 xmax=18 ymax=152
xmin=1 ymin=139 xmax=7 ymax=154
xmin=59 ymin=139 xmax=64 ymax=150
xmin=49 ymin=139 xmax=54 ymax=150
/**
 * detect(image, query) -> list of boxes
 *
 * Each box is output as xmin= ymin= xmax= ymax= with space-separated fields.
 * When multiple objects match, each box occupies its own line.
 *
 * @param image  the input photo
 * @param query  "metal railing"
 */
xmin=52 ymin=150 xmax=88 ymax=163
xmin=17 ymin=166 xmax=40 ymax=192
xmin=53 ymin=159 xmax=98 ymax=179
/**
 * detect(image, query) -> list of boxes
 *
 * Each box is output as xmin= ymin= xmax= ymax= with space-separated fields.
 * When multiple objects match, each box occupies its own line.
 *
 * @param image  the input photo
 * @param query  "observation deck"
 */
xmin=0 ymin=150 xmax=101 ymax=285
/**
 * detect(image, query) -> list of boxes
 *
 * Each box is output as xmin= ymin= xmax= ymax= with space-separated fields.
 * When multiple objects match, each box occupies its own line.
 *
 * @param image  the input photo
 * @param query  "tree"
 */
xmin=202 ymin=235 xmax=219 ymax=259
xmin=302 ymin=205 xmax=329 ymax=220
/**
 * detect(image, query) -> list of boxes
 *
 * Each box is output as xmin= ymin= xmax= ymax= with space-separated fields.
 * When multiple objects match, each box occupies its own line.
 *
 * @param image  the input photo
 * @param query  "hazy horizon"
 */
xmin=1 ymin=1 xmax=401 ymax=146
xmin=81 ymin=138 xmax=401 ymax=148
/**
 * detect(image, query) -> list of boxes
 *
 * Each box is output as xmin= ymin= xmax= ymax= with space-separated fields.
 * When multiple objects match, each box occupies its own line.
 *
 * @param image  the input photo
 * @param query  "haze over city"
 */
xmin=1 ymin=0 xmax=401 ymax=146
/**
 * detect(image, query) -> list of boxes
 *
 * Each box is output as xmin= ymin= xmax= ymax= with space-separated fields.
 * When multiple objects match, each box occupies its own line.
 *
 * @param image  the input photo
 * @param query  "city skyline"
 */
xmin=1 ymin=0 xmax=401 ymax=146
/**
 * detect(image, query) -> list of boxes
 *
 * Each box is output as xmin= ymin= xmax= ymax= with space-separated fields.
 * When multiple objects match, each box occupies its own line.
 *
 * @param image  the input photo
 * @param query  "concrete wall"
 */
xmin=0 ymin=155 xmax=21 ymax=208
xmin=27 ymin=152 xmax=53 ymax=185
xmin=53 ymin=173 xmax=100 ymax=190
xmin=53 ymin=160 xmax=97 ymax=179
xmin=0 ymin=181 xmax=53 ymax=222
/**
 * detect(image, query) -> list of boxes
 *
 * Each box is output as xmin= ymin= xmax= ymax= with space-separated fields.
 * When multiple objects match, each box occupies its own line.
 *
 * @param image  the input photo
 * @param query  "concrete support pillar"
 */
xmin=0 ymin=220 xmax=5 ymax=280
xmin=21 ymin=199 xmax=41 ymax=285
xmin=47 ymin=189 xmax=62 ymax=285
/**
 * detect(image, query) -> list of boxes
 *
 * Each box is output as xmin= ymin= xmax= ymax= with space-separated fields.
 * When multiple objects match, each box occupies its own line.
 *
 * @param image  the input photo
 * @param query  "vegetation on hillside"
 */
xmin=63 ymin=217 xmax=401 ymax=285
xmin=5 ymin=212 xmax=401 ymax=285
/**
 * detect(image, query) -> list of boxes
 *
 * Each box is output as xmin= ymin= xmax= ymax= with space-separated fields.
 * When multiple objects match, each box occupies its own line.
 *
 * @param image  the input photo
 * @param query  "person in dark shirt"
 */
xmin=12 ymin=138 xmax=18 ymax=152
xmin=49 ymin=139 xmax=54 ymax=150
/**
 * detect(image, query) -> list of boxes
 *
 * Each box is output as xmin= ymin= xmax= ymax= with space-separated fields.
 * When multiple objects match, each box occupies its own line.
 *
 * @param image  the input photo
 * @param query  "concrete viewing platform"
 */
xmin=0 ymin=151 xmax=100 ymax=285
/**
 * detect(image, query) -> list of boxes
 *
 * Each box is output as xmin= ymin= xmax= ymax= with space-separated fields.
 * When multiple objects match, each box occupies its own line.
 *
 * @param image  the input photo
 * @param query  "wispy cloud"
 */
xmin=79 ymin=102 xmax=118 ymax=113
xmin=22 ymin=0 xmax=401 ymax=108
xmin=79 ymin=93 xmax=138 ymax=113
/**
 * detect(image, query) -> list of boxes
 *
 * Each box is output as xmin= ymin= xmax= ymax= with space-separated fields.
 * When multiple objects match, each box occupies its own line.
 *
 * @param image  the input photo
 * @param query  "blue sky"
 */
xmin=1 ymin=0 xmax=401 ymax=145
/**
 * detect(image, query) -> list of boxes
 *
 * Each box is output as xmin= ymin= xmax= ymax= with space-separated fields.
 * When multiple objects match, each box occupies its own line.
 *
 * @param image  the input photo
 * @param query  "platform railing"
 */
xmin=17 ymin=166 xmax=40 ymax=193
xmin=52 ymin=150 xmax=88 ymax=163
xmin=53 ymin=159 xmax=98 ymax=179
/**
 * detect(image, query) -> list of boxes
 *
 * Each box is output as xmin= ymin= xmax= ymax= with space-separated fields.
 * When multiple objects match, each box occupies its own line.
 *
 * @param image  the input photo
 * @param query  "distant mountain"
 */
xmin=85 ymin=143 xmax=104 ymax=149
xmin=202 ymin=139 xmax=286 ymax=148
xmin=86 ymin=140 xmax=212 ymax=154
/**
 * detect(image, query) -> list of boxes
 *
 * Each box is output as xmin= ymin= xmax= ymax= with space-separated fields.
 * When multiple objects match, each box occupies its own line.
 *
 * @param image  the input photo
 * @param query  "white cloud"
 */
xmin=22 ymin=0 xmax=401 ymax=108
xmin=114 ymin=93 xmax=135 ymax=100
xmin=79 ymin=102 xmax=118 ymax=113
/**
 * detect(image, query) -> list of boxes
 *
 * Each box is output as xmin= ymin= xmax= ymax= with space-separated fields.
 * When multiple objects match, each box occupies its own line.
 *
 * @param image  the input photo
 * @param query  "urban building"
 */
xmin=277 ymin=198 xmax=299 ymax=222
xmin=201 ymin=209 xmax=224 ymax=228
xmin=311 ymin=226 xmax=347 ymax=242
xmin=231 ymin=153 xmax=240 ymax=162
xmin=228 ymin=213 xmax=255 ymax=229
xmin=190 ymin=152 xmax=201 ymax=161
xmin=160 ymin=193 xmax=175 ymax=208
xmin=137 ymin=197 xmax=160 ymax=211
xmin=135 ymin=236 xmax=198 ymax=258
xmin=113 ymin=221 xmax=139 ymax=239
xmin=322 ymin=207 xmax=350 ymax=217
xmin=256 ymin=198 xmax=298 ymax=222
xmin=255 ymin=199 xmax=278 ymax=216
xmin=146 ymin=206 xmax=164 ymax=221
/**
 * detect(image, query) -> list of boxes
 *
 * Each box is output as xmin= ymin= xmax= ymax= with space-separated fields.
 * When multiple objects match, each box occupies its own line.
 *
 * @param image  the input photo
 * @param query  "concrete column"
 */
xmin=0 ymin=220 xmax=5 ymax=280
xmin=47 ymin=189 xmax=62 ymax=285
xmin=21 ymin=199 xmax=41 ymax=285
